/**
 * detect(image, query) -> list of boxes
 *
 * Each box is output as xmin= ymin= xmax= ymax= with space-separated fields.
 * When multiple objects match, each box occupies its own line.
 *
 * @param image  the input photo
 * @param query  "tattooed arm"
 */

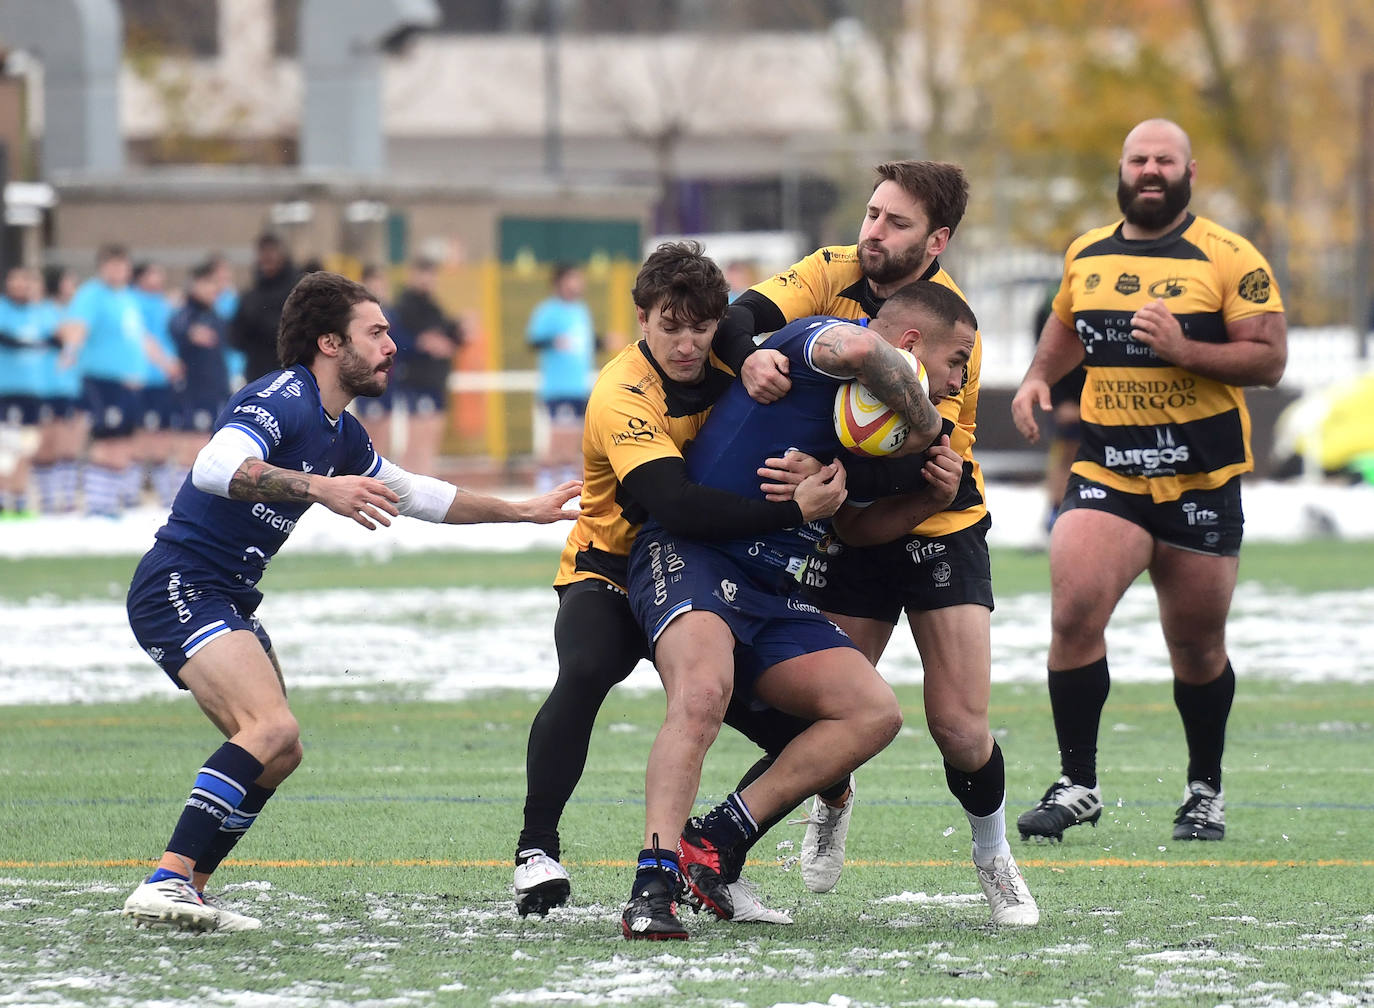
xmin=227 ymin=458 xmax=400 ymax=530
xmin=810 ymin=322 xmax=942 ymax=448
xmin=192 ymin=426 xmax=401 ymax=530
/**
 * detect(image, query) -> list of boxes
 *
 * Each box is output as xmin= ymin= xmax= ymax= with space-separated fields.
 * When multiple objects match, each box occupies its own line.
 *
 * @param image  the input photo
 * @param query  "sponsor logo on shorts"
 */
xmin=1079 ymin=484 xmax=1108 ymax=499
xmin=646 ymin=539 xmax=683 ymax=606
xmin=147 ymin=647 xmax=165 ymax=662
xmin=719 ymin=579 xmax=738 ymax=604
xmin=1182 ymin=502 xmax=1219 ymax=526
xmin=787 ymin=597 xmax=821 ymax=615
xmin=1204 ymin=531 xmax=1221 ymax=547
xmin=932 ymin=561 xmax=952 ymax=587
xmin=166 ymin=570 xmax=193 ymax=624
xmin=905 ymin=540 xmax=947 ymax=565
xmin=801 ymin=558 xmax=828 ymax=589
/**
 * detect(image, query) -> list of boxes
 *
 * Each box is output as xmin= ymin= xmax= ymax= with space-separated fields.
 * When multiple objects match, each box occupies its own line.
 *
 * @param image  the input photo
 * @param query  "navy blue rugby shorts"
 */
xmin=627 ymin=531 xmax=856 ymax=699
xmin=126 ymin=543 xmax=273 ymax=687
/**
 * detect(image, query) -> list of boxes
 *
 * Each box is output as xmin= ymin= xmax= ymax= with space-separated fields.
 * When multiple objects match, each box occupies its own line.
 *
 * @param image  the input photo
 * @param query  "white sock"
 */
xmin=969 ymin=798 xmax=1011 ymax=865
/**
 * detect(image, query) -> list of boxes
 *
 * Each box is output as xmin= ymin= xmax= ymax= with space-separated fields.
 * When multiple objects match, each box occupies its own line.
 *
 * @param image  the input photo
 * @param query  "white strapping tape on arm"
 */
xmin=373 ymin=456 xmax=457 ymax=523
xmin=191 ymin=425 xmax=266 ymax=498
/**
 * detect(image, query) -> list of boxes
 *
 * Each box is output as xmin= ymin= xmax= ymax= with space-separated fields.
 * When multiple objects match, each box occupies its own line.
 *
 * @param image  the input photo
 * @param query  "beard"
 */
xmin=858 ymin=238 xmax=930 ymax=287
xmin=339 ymin=344 xmax=389 ymax=400
xmin=1117 ymin=171 xmax=1191 ymax=231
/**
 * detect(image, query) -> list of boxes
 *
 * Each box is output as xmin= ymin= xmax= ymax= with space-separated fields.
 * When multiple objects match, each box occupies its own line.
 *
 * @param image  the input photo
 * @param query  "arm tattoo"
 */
xmin=228 ymin=458 xmax=314 ymax=502
xmin=859 ymin=348 xmax=938 ymax=435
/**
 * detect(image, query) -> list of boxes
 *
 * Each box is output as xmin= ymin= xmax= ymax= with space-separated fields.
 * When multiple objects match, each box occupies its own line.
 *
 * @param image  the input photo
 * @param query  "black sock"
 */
xmin=696 ymin=792 xmax=758 ymax=850
xmin=1174 ymin=661 xmax=1234 ymax=791
xmin=945 ymin=741 xmax=1006 ymax=818
xmin=632 ymin=846 xmax=680 ymax=894
xmin=1048 ymin=657 xmax=1110 ymax=788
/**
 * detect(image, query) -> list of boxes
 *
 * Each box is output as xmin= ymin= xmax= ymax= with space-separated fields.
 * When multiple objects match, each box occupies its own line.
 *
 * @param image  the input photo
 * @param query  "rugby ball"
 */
xmin=833 ymin=348 xmax=928 ymax=457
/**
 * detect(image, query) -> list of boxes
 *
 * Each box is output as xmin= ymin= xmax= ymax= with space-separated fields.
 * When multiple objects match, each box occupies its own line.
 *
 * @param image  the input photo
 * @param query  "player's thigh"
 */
xmin=753 ymin=646 xmax=896 ymax=725
xmin=178 ymin=629 xmax=294 ymax=740
xmin=653 ymin=609 xmax=736 ymax=705
xmin=824 ymin=611 xmax=895 ymax=666
xmin=908 ymin=603 xmax=991 ymax=724
xmin=1048 ymin=507 xmax=1153 ymax=632
xmin=553 ymin=580 xmax=647 ymax=687
xmin=1148 ymin=543 xmax=1239 ymax=681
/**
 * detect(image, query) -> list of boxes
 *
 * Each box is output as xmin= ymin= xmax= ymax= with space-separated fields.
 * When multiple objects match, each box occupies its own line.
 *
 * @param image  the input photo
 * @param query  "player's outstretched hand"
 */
xmin=317 ymin=475 xmax=401 ymax=530
xmin=741 ymin=348 xmax=792 ymax=404
xmin=1011 ymin=378 xmax=1052 ymax=444
xmin=758 ymin=448 xmax=822 ymax=501
xmin=794 ymin=458 xmax=847 ymax=522
xmin=516 ymin=480 xmax=584 ymax=523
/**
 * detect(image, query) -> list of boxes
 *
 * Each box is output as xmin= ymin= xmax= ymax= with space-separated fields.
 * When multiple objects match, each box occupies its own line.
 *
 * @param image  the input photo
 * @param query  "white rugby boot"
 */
xmin=974 ymin=851 xmax=1040 ymax=926
xmin=201 ymin=893 xmax=262 ymax=932
xmin=797 ymin=777 xmax=855 ymax=893
xmin=724 ymin=876 xmax=792 ymax=924
xmin=122 ymin=876 xmax=220 ymax=932
xmin=514 ymin=849 xmax=571 ymax=917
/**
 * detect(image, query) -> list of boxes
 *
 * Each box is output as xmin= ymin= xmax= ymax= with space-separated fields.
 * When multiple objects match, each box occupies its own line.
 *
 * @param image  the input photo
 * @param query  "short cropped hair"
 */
xmin=632 ymin=241 xmax=729 ymax=324
xmin=96 ymin=243 xmax=130 ymax=266
xmin=873 ymin=161 xmax=970 ymax=237
xmin=277 ymin=271 xmax=378 ymax=369
xmin=879 ymin=279 xmax=978 ymax=332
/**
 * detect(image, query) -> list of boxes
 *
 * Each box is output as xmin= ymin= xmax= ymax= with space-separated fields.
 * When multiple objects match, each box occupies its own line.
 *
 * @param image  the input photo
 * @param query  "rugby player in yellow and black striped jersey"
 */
xmin=712 ymin=160 xmax=1040 ymax=927
xmin=1012 ymin=118 xmax=1287 ymax=847
xmin=513 ymin=241 xmax=853 ymax=924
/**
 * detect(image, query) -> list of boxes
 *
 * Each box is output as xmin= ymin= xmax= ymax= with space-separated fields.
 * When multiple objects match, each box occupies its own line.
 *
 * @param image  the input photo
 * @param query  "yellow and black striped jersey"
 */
xmin=1052 ymin=213 xmax=1285 ymax=502
xmin=751 ymin=244 xmax=986 ymax=537
xmin=554 ymin=341 xmax=730 ymax=589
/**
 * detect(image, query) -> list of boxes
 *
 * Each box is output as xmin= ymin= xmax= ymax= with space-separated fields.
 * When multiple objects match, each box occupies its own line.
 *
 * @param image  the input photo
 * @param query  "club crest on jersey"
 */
xmin=1084 ymin=273 xmax=1101 ymax=292
xmin=1238 ymin=268 xmax=1272 ymax=303
xmin=1115 ymin=273 xmax=1141 ymax=296
xmin=1148 ymin=277 xmax=1187 ymax=298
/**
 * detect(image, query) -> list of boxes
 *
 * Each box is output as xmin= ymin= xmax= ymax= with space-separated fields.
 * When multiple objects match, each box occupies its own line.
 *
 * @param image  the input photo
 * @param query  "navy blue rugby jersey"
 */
xmin=672 ymin=315 xmax=856 ymax=581
xmin=154 ymin=366 xmax=380 ymax=586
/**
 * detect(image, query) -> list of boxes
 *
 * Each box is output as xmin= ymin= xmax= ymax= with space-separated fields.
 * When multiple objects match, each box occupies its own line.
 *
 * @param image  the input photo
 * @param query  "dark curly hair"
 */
xmin=632 ymin=241 xmax=728 ymax=324
xmin=277 ymin=271 xmax=378 ymax=368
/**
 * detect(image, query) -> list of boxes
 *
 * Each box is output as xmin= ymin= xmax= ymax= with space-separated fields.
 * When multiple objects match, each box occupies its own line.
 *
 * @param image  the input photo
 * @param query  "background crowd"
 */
xmin=0 ymin=233 xmax=466 ymax=520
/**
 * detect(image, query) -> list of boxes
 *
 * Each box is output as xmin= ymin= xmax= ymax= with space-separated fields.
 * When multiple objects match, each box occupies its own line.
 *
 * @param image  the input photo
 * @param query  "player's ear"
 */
xmin=925 ymin=226 xmax=950 ymax=259
xmin=636 ymin=305 xmax=650 ymax=332
xmin=318 ymin=331 xmax=340 ymax=356
xmin=898 ymin=328 xmax=921 ymax=352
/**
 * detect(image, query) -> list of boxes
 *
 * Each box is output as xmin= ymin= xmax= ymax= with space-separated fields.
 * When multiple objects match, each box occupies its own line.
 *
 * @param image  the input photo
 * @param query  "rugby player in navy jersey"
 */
xmin=121 ymin=271 xmax=581 ymax=932
xmin=621 ymin=280 xmax=973 ymax=939
xmin=710 ymin=161 xmax=1040 ymax=928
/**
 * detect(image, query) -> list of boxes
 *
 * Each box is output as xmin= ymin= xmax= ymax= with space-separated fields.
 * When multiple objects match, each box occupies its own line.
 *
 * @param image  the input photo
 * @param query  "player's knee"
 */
xmin=855 ymin=686 xmax=903 ymax=750
xmin=927 ymin=718 xmax=987 ymax=767
xmin=257 ymin=712 xmax=302 ymax=764
xmin=668 ymin=678 xmax=730 ymax=735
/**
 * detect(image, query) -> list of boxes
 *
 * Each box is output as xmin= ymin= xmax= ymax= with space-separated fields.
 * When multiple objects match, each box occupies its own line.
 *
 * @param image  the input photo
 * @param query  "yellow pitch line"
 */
xmin=3 ymin=857 xmax=1373 ymax=870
